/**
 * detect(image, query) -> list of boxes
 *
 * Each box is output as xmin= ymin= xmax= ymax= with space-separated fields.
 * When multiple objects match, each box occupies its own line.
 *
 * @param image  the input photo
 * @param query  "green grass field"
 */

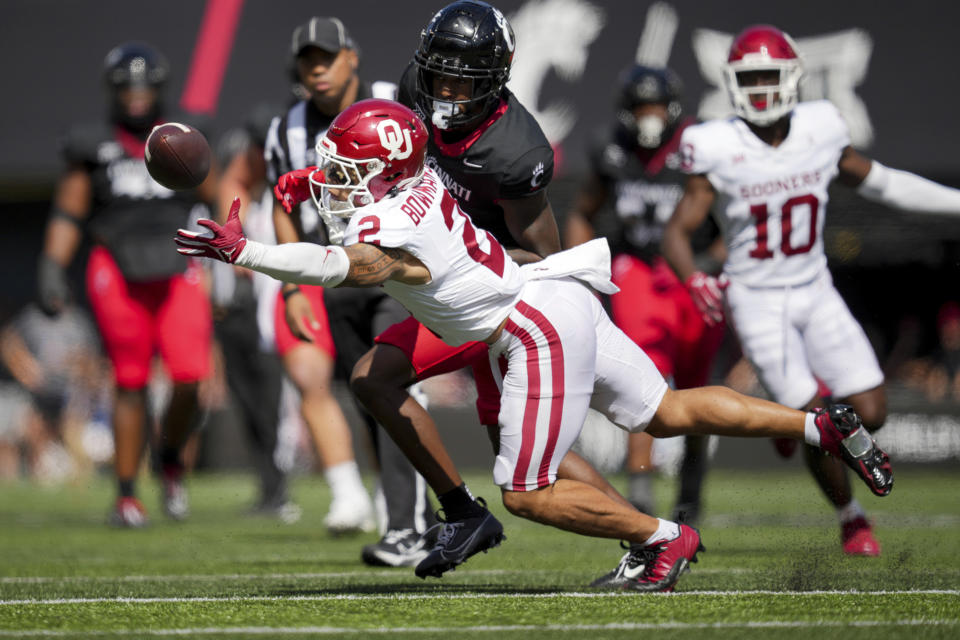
xmin=1 ymin=467 xmax=958 ymax=639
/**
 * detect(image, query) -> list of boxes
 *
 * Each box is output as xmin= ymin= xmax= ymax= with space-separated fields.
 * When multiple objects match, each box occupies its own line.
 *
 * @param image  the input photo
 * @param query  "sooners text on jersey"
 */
xmin=681 ymin=100 xmax=849 ymax=287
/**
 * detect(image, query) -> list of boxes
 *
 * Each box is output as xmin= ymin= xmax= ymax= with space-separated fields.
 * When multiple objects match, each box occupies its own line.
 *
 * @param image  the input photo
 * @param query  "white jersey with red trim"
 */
xmin=680 ymin=100 xmax=850 ymax=287
xmin=342 ymin=167 xmax=525 ymax=346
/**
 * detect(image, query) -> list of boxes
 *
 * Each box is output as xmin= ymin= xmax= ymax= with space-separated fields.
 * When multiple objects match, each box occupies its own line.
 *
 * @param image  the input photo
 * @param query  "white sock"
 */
xmin=642 ymin=518 xmax=681 ymax=546
xmin=837 ymin=499 xmax=866 ymax=524
xmin=324 ymin=461 xmax=367 ymax=501
xmin=803 ymin=412 xmax=820 ymax=447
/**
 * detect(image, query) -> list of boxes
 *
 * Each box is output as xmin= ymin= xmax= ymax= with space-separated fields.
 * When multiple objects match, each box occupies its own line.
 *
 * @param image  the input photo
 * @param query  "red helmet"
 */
xmin=723 ymin=25 xmax=803 ymax=126
xmin=310 ymin=99 xmax=429 ymax=221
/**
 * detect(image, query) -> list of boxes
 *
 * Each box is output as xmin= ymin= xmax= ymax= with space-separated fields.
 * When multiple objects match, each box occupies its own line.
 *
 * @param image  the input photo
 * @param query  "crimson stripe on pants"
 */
xmin=504 ymin=318 xmax=541 ymax=489
xmin=516 ymin=300 xmax=565 ymax=487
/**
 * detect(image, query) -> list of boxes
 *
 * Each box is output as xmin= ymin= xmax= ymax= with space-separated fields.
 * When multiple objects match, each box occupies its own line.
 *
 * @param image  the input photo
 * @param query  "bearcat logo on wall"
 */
xmin=505 ymin=0 xmax=875 ymax=149
xmin=693 ymin=27 xmax=875 ymax=147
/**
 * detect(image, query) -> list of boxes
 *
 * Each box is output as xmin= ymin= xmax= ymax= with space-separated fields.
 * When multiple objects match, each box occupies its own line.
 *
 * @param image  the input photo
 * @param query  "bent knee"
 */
xmin=501 ymin=488 xmax=537 ymax=519
xmin=350 ymin=345 xmax=415 ymax=399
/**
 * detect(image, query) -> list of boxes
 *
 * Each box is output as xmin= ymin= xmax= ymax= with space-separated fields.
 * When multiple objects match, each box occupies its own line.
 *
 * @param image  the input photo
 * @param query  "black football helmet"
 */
xmin=615 ymin=65 xmax=683 ymax=149
xmin=103 ymin=42 xmax=169 ymax=131
xmin=414 ymin=0 xmax=515 ymax=130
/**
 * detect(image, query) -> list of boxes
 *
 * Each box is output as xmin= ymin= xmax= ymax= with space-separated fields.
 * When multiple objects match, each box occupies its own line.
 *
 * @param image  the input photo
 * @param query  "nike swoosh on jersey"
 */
xmin=463 ymin=159 xmax=484 ymax=169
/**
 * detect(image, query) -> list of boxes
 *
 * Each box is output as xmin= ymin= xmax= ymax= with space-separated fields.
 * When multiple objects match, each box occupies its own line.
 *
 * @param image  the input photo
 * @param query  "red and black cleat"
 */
xmin=815 ymin=405 xmax=893 ymax=497
xmin=621 ymin=524 xmax=705 ymax=593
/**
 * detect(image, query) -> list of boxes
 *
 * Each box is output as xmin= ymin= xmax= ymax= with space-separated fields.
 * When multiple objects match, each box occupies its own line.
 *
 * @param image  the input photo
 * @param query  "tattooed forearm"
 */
xmin=341 ymin=244 xmax=404 ymax=287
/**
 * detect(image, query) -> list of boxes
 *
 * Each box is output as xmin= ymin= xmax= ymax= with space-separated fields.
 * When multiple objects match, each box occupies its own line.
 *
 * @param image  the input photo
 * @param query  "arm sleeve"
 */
xmin=236 ymin=240 xmax=349 ymax=287
xmin=678 ymin=126 xmax=713 ymax=176
xmin=857 ymin=161 xmax=960 ymax=215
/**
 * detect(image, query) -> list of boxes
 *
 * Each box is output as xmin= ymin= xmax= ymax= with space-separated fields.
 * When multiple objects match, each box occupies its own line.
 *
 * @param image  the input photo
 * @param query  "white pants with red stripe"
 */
xmin=488 ymin=278 xmax=668 ymax=491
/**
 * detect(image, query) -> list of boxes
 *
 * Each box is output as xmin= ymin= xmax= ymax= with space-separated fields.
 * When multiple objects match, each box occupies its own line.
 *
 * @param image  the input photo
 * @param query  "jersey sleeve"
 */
xmin=60 ymin=124 xmax=104 ymax=167
xmin=816 ymin=100 xmax=852 ymax=150
xmin=343 ymin=202 xmax=416 ymax=249
xmin=263 ymin=115 xmax=287 ymax=185
xmin=678 ymin=124 xmax=717 ymax=176
xmin=498 ymin=144 xmax=554 ymax=200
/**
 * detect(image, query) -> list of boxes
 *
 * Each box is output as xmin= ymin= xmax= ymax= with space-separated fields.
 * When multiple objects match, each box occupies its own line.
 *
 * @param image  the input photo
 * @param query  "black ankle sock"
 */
xmin=437 ymin=484 xmax=484 ymax=521
xmin=160 ymin=448 xmax=181 ymax=470
xmin=118 ymin=479 xmax=135 ymax=498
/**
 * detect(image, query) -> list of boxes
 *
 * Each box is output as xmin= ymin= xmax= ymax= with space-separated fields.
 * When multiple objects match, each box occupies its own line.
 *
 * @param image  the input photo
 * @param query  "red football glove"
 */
xmin=685 ymin=271 xmax=728 ymax=327
xmin=175 ymin=197 xmax=248 ymax=264
xmin=274 ymin=167 xmax=320 ymax=214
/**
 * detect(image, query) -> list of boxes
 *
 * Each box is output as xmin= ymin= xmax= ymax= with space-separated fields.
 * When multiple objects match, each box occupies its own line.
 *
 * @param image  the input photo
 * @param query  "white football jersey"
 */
xmin=342 ymin=168 xmax=525 ymax=345
xmin=681 ymin=101 xmax=850 ymax=287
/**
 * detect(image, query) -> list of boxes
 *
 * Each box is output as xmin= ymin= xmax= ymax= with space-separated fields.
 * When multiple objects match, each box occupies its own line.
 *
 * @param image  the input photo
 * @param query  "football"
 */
xmin=145 ymin=122 xmax=211 ymax=190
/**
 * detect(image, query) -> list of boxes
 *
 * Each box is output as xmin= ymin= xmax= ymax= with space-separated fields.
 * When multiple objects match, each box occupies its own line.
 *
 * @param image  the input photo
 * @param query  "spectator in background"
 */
xmin=564 ymin=65 xmax=725 ymax=534
xmin=36 ymin=42 xmax=217 ymax=527
xmin=0 ymin=302 xmax=106 ymax=482
xmin=212 ymin=104 xmax=300 ymax=522
xmin=923 ymin=302 xmax=960 ymax=402
xmin=662 ymin=24 xmax=960 ymax=557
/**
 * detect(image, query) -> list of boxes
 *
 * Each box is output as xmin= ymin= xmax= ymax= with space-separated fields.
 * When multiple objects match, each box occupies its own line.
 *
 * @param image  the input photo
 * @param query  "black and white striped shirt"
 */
xmin=264 ymin=81 xmax=396 ymax=244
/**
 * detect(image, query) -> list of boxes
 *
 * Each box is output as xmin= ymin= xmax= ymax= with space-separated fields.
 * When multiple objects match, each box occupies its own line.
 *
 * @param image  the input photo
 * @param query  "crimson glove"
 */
xmin=685 ymin=271 xmax=728 ymax=327
xmin=175 ymin=197 xmax=247 ymax=264
xmin=274 ymin=167 xmax=320 ymax=214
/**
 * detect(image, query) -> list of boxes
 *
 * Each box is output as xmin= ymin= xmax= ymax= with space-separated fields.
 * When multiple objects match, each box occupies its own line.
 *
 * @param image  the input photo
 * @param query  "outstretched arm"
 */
xmin=175 ymin=198 xmax=430 ymax=288
xmin=838 ymin=146 xmax=960 ymax=214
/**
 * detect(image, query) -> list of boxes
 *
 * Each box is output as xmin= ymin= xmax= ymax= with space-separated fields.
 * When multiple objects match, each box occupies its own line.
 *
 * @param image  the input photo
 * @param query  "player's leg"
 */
xmin=477 ymin=344 xmax=632 ymax=507
xmin=154 ymin=268 xmax=213 ymax=521
xmin=493 ymin=280 xmax=701 ymax=592
xmin=85 ymin=247 xmax=151 ymax=527
xmin=608 ymin=254 xmax=673 ymax=514
xmin=351 ymin=338 xmax=466 ymax=495
xmin=669 ymin=274 xmax=727 ymax=525
xmin=802 ymin=278 xmax=888 ymax=555
xmin=275 ymin=286 xmax=372 ymax=533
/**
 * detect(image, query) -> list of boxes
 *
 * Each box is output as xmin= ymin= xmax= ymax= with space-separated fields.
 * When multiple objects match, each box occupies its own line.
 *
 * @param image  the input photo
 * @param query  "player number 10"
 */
xmin=749 ymin=194 xmax=819 ymax=259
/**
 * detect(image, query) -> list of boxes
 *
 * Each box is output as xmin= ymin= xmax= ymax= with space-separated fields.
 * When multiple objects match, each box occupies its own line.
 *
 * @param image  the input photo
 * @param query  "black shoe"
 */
xmin=414 ymin=498 xmax=505 ymax=579
xmin=815 ymin=405 xmax=894 ymax=497
xmin=590 ymin=541 xmax=646 ymax=588
xmin=362 ymin=528 xmax=432 ymax=567
xmin=671 ymin=502 xmax=701 ymax=528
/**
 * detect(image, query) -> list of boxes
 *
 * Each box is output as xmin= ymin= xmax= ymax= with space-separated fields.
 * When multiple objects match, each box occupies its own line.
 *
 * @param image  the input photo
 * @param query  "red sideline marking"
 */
xmin=179 ymin=0 xmax=244 ymax=115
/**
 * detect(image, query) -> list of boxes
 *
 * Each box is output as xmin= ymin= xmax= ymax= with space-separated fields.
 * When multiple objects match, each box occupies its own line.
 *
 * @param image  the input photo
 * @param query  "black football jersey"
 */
xmin=398 ymin=63 xmax=553 ymax=250
xmin=264 ymin=82 xmax=396 ymax=245
xmin=61 ymin=114 xmax=211 ymax=281
xmin=586 ymin=119 xmax=701 ymax=262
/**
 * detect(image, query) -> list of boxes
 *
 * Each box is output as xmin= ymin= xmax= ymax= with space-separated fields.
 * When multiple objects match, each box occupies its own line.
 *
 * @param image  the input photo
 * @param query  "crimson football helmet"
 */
xmin=309 ymin=99 xmax=429 ymax=221
xmin=723 ymin=25 xmax=803 ymax=126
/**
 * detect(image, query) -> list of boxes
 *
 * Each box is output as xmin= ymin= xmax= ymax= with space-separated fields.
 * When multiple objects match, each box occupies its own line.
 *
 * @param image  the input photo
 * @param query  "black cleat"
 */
xmin=590 ymin=541 xmax=646 ymax=588
xmin=414 ymin=498 xmax=505 ymax=579
xmin=815 ymin=405 xmax=894 ymax=497
xmin=362 ymin=528 xmax=432 ymax=567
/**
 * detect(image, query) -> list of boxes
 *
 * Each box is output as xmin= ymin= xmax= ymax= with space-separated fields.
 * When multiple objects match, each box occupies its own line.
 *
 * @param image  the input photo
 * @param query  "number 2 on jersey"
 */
xmin=749 ymin=194 xmax=819 ymax=259
xmin=439 ymin=190 xmax=506 ymax=277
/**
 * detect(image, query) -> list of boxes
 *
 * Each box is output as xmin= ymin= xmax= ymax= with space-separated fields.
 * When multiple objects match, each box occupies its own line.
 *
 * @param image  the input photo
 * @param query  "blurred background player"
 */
xmin=663 ymin=24 xmax=960 ymax=556
xmin=265 ymin=17 xmax=437 ymax=554
xmin=36 ymin=42 xmax=216 ymax=526
xmin=212 ymin=104 xmax=300 ymax=521
xmin=564 ymin=64 xmax=725 ymax=525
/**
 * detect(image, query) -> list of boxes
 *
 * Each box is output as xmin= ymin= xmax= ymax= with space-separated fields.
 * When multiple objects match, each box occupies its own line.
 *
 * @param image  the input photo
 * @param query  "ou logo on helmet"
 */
xmin=377 ymin=119 xmax=412 ymax=161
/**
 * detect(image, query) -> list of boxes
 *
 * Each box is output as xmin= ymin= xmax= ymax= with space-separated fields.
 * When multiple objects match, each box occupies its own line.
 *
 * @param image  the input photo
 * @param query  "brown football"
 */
xmin=145 ymin=122 xmax=211 ymax=190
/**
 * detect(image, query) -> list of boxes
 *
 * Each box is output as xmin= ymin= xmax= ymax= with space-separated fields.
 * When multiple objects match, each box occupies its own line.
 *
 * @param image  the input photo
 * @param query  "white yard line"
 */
xmin=0 ymin=620 xmax=957 ymax=636
xmin=0 ymin=568 xmax=770 ymax=584
xmin=1 ymin=589 xmax=958 ymax=606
